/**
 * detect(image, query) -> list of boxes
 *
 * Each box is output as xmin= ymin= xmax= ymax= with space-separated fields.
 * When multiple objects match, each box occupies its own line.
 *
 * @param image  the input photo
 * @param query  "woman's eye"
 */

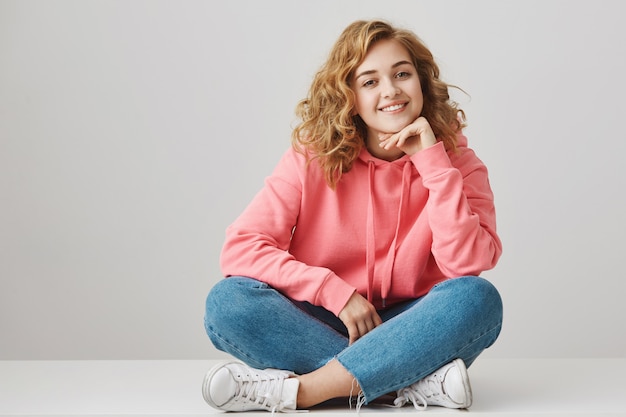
xmin=363 ymin=79 xmax=376 ymax=87
xmin=396 ymin=71 xmax=411 ymax=79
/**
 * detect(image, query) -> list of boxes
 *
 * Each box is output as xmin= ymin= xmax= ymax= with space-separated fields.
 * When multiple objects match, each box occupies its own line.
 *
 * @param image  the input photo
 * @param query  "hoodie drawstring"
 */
xmin=365 ymin=161 xmax=376 ymax=303
xmin=365 ymin=160 xmax=412 ymax=307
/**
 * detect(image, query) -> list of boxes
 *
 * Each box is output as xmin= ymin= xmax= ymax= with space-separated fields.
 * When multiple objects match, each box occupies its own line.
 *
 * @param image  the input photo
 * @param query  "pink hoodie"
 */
xmin=220 ymin=133 xmax=502 ymax=316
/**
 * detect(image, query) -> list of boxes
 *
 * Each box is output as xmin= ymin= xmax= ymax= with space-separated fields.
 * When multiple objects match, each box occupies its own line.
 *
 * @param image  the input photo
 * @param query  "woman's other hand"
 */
xmin=338 ymin=291 xmax=383 ymax=345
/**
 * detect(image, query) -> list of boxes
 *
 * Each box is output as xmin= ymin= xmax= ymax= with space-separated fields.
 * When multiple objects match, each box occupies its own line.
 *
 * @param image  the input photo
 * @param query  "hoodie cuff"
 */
xmin=315 ymin=273 xmax=357 ymax=317
xmin=410 ymin=141 xmax=452 ymax=178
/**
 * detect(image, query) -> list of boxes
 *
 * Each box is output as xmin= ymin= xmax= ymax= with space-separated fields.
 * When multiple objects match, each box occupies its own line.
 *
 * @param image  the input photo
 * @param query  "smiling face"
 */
xmin=352 ymin=39 xmax=424 ymax=158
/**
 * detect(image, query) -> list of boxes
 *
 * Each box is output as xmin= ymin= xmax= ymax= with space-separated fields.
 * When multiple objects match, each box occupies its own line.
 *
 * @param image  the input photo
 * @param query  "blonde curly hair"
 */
xmin=292 ymin=19 xmax=466 ymax=188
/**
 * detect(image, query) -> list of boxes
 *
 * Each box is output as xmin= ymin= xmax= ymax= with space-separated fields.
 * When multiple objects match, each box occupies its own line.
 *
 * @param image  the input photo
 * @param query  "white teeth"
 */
xmin=381 ymin=104 xmax=405 ymax=112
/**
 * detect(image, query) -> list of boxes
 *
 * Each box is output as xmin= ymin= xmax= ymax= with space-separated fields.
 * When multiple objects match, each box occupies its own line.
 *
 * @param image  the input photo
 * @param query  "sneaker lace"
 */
xmin=234 ymin=369 xmax=293 ymax=413
xmin=394 ymin=386 xmax=428 ymax=411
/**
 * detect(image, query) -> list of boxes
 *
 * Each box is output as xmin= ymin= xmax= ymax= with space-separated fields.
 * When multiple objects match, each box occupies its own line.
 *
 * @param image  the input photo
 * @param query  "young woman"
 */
xmin=202 ymin=19 xmax=503 ymax=412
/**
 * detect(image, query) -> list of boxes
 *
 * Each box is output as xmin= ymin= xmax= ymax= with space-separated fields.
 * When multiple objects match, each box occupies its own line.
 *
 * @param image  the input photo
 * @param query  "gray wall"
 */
xmin=1 ymin=0 xmax=625 ymax=360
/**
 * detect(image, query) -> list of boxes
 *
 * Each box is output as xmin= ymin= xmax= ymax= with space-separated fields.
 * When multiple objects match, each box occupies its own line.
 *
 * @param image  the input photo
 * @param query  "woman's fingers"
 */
xmin=339 ymin=292 xmax=383 ymax=345
xmin=377 ymin=117 xmax=437 ymax=154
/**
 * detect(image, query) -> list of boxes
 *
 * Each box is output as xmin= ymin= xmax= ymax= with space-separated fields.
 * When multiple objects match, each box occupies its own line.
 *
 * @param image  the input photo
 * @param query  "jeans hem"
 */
xmin=359 ymin=321 xmax=502 ymax=403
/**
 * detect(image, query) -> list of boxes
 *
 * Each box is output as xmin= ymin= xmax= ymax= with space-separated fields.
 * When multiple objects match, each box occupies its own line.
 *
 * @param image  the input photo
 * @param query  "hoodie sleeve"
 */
xmin=410 ymin=134 xmax=502 ymax=277
xmin=219 ymin=148 xmax=356 ymax=316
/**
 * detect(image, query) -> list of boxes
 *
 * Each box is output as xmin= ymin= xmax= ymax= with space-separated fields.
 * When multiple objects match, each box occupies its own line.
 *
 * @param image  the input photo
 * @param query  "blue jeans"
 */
xmin=204 ymin=276 xmax=502 ymax=403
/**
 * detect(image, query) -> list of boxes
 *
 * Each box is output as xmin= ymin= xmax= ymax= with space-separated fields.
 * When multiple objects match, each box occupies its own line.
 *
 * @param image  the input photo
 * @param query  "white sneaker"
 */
xmin=394 ymin=359 xmax=472 ymax=410
xmin=202 ymin=361 xmax=300 ymax=412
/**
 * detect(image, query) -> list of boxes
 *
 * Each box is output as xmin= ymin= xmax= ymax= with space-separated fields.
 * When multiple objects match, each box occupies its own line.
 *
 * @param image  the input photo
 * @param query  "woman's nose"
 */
xmin=381 ymin=79 xmax=400 ymax=98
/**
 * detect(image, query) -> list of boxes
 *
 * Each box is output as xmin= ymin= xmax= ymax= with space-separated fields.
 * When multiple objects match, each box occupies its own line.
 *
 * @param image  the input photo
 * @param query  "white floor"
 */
xmin=1 ymin=358 xmax=625 ymax=416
